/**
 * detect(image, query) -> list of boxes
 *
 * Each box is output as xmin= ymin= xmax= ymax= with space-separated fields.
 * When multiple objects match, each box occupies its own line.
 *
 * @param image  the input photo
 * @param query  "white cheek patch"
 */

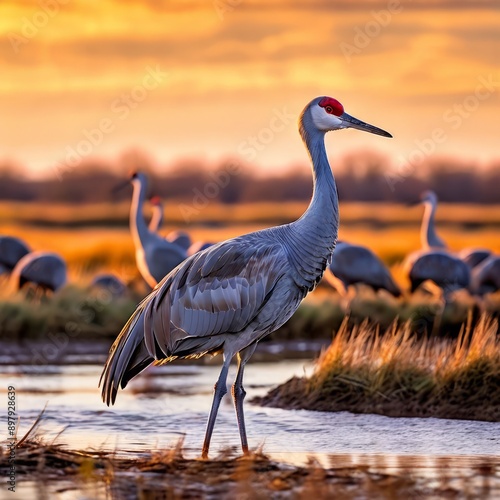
xmin=311 ymin=106 xmax=343 ymax=131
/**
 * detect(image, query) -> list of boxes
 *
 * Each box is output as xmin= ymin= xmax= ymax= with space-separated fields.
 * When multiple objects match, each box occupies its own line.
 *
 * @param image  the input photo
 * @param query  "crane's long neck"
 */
xmin=285 ymin=121 xmax=339 ymax=289
xmin=149 ymin=205 xmax=164 ymax=233
xmin=130 ymin=179 xmax=150 ymax=249
xmin=421 ymin=200 xmax=443 ymax=249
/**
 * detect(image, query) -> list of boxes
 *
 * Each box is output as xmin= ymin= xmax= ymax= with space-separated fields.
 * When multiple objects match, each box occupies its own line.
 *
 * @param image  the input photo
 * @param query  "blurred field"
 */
xmin=1 ymin=201 xmax=499 ymax=341
xmin=1 ymin=201 xmax=499 ymax=281
xmin=2 ymin=200 xmax=500 ymax=228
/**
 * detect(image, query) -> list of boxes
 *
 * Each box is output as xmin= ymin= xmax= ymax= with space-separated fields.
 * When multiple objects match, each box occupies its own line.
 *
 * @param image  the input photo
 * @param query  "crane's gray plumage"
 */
xmin=100 ymin=96 xmax=392 ymax=458
xmin=470 ymin=255 xmax=500 ymax=296
xmin=405 ymin=190 xmax=470 ymax=298
xmin=0 ymin=236 xmax=30 ymax=273
xmin=127 ymin=173 xmax=187 ymax=288
xmin=459 ymin=248 xmax=492 ymax=269
xmin=405 ymin=249 xmax=470 ymax=298
xmin=324 ymin=241 xmax=401 ymax=297
xmin=91 ymin=273 xmax=128 ymax=298
xmin=12 ymin=251 xmax=67 ymax=293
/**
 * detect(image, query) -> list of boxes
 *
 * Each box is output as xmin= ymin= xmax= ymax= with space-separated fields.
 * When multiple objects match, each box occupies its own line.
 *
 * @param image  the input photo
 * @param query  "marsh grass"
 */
xmin=0 ymin=285 xmax=137 ymax=341
xmin=0 ymin=281 xmax=496 ymax=341
xmin=257 ymin=315 xmax=500 ymax=422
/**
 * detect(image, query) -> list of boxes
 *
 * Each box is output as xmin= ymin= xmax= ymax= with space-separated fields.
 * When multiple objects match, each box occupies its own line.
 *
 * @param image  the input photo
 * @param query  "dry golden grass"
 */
xmin=2 ymin=202 xmax=500 ymax=275
xmin=257 ymin=315 xmax=500 ymax=421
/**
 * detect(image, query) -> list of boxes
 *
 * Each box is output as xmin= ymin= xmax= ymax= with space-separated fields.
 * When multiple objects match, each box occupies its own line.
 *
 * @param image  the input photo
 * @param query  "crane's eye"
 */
xmin=325 ymin=106 xmax=333 ymax=114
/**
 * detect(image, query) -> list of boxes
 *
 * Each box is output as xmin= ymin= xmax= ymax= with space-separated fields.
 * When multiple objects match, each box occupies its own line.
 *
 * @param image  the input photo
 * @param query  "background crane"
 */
xmin=122 ymin=172 xmax=187 ymax=288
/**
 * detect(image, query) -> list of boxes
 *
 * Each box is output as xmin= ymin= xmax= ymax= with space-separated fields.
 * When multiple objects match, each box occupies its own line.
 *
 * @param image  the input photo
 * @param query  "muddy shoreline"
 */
xmin=3 ymin=439 xmax=499 ymax=499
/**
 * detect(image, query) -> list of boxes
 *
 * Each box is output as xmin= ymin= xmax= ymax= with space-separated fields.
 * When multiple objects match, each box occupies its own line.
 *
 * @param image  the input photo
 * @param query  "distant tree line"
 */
xmin=0 ymin=151 xmax=499 ymax=204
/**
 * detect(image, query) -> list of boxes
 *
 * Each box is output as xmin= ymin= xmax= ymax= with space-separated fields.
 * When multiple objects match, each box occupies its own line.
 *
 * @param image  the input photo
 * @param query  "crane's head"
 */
xmin=149 ymin=195 xmax=162 ymax=207
xmin=407 ymin=189 xmax=438 ymax=207
xmin=111 ymin=170 xmax=147 ymax=195
xmin=128 ymin=170 xmax=145 ymax=182
xmin=303 ymin=96 xmax=392 ymax=138
xmin=420 ymin=190 xmax=438 ymax=205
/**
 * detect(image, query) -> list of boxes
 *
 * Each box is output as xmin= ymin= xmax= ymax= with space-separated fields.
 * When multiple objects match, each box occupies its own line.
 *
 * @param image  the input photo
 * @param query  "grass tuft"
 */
xmin=257 ymin=314 xmax=500 ymax=421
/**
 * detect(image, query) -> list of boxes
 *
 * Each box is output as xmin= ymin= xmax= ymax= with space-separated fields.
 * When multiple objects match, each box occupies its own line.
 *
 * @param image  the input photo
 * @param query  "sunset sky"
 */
xmin=0 ymin=0 xmax=499 ymax=178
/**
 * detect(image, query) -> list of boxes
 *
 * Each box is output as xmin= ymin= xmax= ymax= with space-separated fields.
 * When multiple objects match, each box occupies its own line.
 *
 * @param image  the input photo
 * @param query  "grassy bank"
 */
xmin=0 ymin=286 xmax=137 ymax=341
xmin=2 ymin=282 xmax=497 ymax=342
xmin=256 ymin=315 xmax=500 ymax=422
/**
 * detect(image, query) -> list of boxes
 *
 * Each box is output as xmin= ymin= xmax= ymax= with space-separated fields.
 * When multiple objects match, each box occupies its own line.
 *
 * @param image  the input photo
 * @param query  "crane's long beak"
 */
xmin=341 ymin=113 xmax=392 ymax=138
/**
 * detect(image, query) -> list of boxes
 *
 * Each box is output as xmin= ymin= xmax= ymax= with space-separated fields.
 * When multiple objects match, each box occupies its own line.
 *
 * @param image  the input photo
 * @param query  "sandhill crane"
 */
xmin=459 ymin=248 xmax=492 ymax=269
xmin=404 ymin=249 xmax=470 ymax=300
xmin=11 ymin=251 xmax=67 ymax=294
xmin=405 ymin=190 xmax=470 ymax=298
xmin=0 ymin=236 xmax=30 ymax=274
xmin=123 ymin=172 xmax=187 ymax=288
xmin=90 ymin=273 xmax=127 ymax=298
xmin=100 ymin=96 xmax=392 ymax=458
xmin=324 ymin=241 xmax=401 ymax=297
xmin=470 ymin=255 xmax=500 ymax=296
xmin=148 ymin=196 xmax=164 ymax=233
xmin=417 ymin=190 xmax=447 ymax=250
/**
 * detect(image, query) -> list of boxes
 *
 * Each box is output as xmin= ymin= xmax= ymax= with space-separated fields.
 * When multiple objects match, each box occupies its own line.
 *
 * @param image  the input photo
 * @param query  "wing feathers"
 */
xmin=101 ymin=236 xmax=288 ymax=405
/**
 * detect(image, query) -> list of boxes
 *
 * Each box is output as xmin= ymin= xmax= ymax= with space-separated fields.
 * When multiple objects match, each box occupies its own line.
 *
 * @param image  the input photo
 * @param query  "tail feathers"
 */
xmin=100 ymin=301 xmax=154 ymax=406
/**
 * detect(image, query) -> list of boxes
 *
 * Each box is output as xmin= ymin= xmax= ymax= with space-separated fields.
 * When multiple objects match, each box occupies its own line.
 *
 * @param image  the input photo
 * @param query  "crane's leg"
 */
xmin=232 ymin=343 xmax=257 ymax=455
xmin=201 ymin=353 xmax=232 ymax=459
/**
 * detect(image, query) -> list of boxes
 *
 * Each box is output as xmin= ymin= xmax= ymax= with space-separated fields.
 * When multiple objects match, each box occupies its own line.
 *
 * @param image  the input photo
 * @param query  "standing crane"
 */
xmin=405 ymin=190 xmax=469 ymax=297
xmin=90 ymin=273 xmax=128 ymax=298
xmin=470 ymin=255 xmax=500 ymax=296
xmin=324 ymin=241 xmax=401 ymax=297
xmin=122 ymin=172 xmax=187 ymax=288
xmin=100 ymin=96 xmax=392 ymax=458
xmin=0 ymin=236 xmax=30 ymax=275
xmin=459 ymin=248 xmax=492 ymax=269
xmin=11 ymin=251 xmax=67 ymax=294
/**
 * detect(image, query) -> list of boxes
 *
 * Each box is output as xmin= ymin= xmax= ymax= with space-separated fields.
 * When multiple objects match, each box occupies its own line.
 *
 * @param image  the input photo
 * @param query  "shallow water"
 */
xmin=1 ymin=354 xmax=500 ymax=498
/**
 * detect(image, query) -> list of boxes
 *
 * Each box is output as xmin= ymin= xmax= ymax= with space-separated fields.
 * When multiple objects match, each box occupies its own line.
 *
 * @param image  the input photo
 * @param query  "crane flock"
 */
xmin=0 ymin=98 xmax=498 ymax=458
